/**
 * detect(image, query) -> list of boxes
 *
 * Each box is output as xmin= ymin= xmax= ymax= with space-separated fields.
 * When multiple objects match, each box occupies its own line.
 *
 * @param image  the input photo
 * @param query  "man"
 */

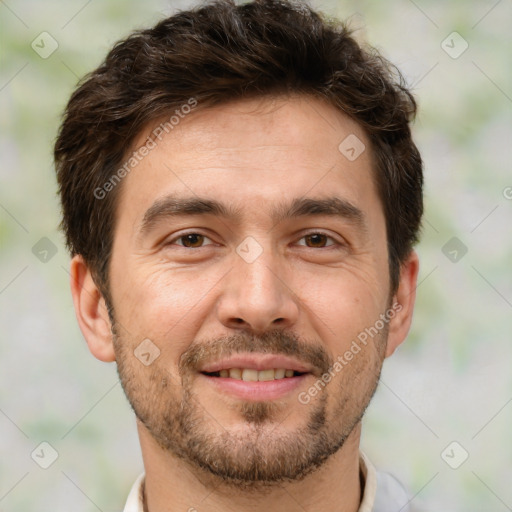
xmin=54 ymin=0 xmax=423 ymax=510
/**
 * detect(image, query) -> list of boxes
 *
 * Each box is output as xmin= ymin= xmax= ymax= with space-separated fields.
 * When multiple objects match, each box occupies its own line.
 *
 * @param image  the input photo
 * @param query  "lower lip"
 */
xmin=199 ymin=373 xmax=309 ymax=401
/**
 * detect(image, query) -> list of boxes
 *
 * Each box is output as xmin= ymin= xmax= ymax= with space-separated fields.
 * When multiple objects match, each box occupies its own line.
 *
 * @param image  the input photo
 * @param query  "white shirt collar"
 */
xmin=123 ymin=471 xmax=145 ymax=512
xmin=358 ymin=451 xmax=378 ymax=511
xmin=123 ymin=451 xmax=379 ymax=512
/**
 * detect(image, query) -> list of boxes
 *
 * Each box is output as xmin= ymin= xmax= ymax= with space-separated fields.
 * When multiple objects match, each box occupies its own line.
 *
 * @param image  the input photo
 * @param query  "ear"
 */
xmin=70 ymin=255 xmax=116 ymax=362
xmin=384 ymin=250 xmax=419 ymax=358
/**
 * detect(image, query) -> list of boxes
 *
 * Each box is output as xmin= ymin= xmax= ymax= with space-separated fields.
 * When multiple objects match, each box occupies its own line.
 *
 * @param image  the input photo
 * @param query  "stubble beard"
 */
xmin=112 ymin=325 xmax=386 ymax=491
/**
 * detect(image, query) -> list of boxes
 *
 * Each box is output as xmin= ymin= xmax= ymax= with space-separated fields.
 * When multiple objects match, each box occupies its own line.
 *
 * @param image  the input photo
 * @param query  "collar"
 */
xmin=123 ymin=451 xmax=378 ymax=512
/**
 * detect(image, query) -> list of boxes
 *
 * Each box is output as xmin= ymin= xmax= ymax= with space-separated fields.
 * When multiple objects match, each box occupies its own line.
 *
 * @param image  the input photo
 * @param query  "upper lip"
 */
xmin=199 ymin=354 xmax=314 ymax=374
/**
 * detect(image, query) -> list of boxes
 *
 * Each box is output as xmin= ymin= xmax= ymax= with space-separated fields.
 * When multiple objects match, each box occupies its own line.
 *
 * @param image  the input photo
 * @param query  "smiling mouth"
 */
xmin=201 ymin=368 xmax=308 ymax=381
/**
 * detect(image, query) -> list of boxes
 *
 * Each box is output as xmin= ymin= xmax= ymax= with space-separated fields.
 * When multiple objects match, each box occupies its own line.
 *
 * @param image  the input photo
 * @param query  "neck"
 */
xmin=137 ymin=420 xmax=363 ymax=512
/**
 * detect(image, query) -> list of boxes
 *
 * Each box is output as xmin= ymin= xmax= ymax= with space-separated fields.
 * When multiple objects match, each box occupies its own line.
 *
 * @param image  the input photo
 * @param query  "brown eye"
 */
xmin=171 ymin=233 xmax=213 ymax=248
xmin=181 ymin=234 xmax=204 ymax=247
xmin=299 ymin=233 xmax=337 ymax=248
xmin=305 ymin=234 xmax=327 ymax=247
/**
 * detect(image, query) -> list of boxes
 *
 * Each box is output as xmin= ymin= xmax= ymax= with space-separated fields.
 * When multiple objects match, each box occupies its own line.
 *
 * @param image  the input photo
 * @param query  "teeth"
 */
xmin=228 ymin=368 xmax=242 ymax=380
xmin=274 ymin=368 xmax=286 ymax=379
xmin=242 ymin=369 xmax=259 ymax=382
xmin=258 ymin=369 xmax=275 ymax=381
xmin=217 ymin=368 xmax=299 ymax=380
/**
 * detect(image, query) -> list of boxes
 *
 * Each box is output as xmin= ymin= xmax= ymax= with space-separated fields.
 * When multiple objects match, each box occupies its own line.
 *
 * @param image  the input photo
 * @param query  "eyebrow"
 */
xmin=137 ymin=194 xmax=368 ymax=240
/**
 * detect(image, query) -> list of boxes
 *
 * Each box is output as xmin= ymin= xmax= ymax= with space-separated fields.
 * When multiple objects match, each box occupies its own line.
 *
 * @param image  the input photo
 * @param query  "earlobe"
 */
xmin=385 ymin=250 xmax=420 ymax=358
xmin=70 ymin=255 xmax=116 ymax=362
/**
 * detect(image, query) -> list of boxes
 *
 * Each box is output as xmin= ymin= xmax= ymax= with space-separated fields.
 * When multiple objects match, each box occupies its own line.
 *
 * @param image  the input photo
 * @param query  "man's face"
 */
xmin=107 ymin=94 xmax=394 ymax=487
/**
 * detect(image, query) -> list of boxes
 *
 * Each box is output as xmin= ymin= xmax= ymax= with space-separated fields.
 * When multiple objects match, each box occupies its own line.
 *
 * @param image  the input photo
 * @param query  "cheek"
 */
xmin=111 ymin=263 xmax=221 ymax=349
xmin=293 ymin=274 xmax=388 ymax=377
xmin=293 ymin=262 xmax=386 ymax=329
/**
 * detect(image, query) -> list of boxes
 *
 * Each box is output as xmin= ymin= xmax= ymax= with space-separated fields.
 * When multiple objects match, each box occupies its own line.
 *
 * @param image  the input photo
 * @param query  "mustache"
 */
xmin=179 ymin=329 xmax=333 ymax=377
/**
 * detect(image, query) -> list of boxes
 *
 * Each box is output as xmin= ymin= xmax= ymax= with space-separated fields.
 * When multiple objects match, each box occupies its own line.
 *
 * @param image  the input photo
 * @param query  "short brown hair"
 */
xmin=54 ymin=0 xmax=423 ymax=302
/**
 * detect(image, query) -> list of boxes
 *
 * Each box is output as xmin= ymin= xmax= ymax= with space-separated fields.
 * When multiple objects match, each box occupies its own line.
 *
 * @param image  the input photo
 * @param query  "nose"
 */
xmin=216 ymin=247 xmax=300 ymax=334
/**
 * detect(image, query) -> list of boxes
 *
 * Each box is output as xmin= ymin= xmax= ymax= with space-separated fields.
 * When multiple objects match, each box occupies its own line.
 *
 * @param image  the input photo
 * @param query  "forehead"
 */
xmin=113 ymin=94 xmax=382 ymax=237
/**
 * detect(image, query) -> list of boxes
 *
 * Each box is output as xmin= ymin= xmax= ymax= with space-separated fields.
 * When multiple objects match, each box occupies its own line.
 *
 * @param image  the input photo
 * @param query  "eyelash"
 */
xmin=166 ymin=231 xmax=343 ymax=249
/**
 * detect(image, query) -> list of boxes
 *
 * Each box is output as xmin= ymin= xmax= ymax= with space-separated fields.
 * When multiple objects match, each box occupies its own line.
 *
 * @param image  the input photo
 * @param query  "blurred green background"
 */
xmin=1 ymin=0 xmax=511 ymax=510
